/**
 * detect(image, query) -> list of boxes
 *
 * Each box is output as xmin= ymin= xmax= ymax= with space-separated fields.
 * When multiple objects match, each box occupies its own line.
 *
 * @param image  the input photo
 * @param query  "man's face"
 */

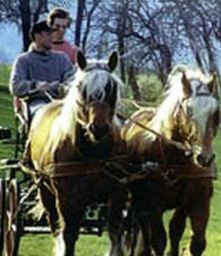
xmin=35 ymin=31 xmax=52 ymax=50
xmin=51 ymin=17 xmax=69 ymax=41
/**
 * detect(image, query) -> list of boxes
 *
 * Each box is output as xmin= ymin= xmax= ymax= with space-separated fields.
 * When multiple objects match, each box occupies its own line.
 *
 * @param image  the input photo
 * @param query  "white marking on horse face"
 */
xmin=186 ymin=96 xmax=218 ymax=136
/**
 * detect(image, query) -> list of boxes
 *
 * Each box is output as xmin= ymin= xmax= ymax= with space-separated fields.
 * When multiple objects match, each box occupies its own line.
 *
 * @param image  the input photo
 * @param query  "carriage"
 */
xmin=0 ymin=52 xmax=220 ymax=256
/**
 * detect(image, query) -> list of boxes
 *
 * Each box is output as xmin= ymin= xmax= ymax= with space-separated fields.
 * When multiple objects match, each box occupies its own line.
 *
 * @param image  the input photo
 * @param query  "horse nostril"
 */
xmin=207 ymin=153 xmax=216 ymax=166
xmin=196 ymin=154 xmax=206 ymax=167
xmin=196 ymin=153 xmax=216 ymax=167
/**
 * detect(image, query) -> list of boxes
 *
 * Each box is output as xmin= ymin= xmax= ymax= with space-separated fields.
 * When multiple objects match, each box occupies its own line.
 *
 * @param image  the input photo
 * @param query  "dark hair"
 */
xmin=29 ymin=20 xmax=51 ymax=41
xmin=47 ymin=7 xmax=72 ymax=27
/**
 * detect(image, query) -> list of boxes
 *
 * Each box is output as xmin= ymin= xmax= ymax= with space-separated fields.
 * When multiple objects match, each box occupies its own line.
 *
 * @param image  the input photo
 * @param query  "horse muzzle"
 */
xmin=88 ymin=123 xmax=110 ymax=141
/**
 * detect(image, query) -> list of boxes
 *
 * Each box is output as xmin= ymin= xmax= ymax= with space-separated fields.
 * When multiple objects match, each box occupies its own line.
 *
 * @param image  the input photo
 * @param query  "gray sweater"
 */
xmin=9 ymin=49 xmax=75 ymax=100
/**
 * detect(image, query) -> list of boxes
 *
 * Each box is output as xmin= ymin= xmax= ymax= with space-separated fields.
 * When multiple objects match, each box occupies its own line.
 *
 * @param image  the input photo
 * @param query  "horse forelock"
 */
xmin=56 ymin=62 xmax=123 ymax=137
xmin=69 ymin=63 xmax=122 ymax=103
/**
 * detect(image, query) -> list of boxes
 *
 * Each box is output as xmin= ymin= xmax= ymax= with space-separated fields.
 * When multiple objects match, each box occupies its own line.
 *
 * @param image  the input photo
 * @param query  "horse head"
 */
xmin=69 ymin=51 xmax=121 ymax=143
xmin=172 ymin=70 xmax=220 ymax=167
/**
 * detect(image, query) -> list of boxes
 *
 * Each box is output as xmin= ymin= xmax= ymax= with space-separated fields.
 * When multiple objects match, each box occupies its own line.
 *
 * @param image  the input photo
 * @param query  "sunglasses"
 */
xmin=52 ymin=24 xmax=68 ymax=31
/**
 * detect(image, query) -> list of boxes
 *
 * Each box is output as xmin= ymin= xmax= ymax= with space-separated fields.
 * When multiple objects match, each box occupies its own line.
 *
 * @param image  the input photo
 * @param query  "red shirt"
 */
xmin=52 ymin=41 xmax=78 ymax=64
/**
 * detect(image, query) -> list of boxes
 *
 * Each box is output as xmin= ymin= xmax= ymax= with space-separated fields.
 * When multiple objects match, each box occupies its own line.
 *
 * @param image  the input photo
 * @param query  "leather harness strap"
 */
xmin=147 ymin=163 xmax=217 ymax=180
xmin=37 ymin=154 xmax=129 ymax=178
xmin=19 ymin=154 xmax=216 ymax=182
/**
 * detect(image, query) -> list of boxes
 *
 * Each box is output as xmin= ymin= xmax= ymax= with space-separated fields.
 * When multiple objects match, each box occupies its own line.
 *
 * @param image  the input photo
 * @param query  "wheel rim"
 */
xmin=4 ymin=179 xmax=19 ymax=256
xmin=0 ymin=179 xmax=6 ymax=254
xmin=5 ymin=211 xmax=15 ymax=256
xmin=8 ymin=179 xmax=18 ymax=217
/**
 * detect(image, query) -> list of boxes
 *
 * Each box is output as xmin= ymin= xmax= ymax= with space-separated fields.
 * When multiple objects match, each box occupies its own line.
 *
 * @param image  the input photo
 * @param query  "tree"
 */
xmin=0 ymin=0 xmax=48 ymax=51
xmin=75 ymin=0 xmax=85 ymax=47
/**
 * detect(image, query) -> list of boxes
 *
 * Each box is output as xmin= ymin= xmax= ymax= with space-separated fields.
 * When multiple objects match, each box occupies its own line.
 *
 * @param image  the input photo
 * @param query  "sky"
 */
xmin=0 ymin=24 xmax=22 ymax=64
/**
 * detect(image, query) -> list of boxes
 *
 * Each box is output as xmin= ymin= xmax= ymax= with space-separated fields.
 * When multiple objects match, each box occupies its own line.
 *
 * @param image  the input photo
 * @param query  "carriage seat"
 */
xmin=13 ymin=96 xmax=31 ymax=137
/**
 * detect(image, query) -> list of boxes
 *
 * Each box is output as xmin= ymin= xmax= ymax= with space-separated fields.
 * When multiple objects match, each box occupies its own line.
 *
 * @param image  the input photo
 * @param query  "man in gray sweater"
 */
xmin=9 ymin=20 xmax=75 ymax=118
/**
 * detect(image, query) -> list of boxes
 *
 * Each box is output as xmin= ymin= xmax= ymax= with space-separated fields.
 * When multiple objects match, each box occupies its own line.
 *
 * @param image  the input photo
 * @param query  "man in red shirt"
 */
xmin=47 ymin=7 xmax=79 ymax=64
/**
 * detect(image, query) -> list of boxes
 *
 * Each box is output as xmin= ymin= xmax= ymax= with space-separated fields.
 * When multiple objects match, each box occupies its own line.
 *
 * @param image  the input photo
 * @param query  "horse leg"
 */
xmin=107 ymin=189 xmax=127 ymax=256
xmin=39 ymin=181 xmax=61 ymax=234
xmin=189 ymin=203 xmax=211 ymax=256
xmin=54 ymin=212 xmax=82 ymax=256
xmin=133 ymin=215 xmax=153 ymax=256
xmin=187 ymin=181 xmax=213 ymax=256
xmin=189 ymin=211 xmax=209 ymax=256
xmin=149 ymin=213 xmax=166 ymax=256
xmin=56 ymin=197 xmax=84 ymax=256
xmin=168 ymin=208 xmax=187 ymax=256
xmin=38 ymin=182 xmax=67 ymax=256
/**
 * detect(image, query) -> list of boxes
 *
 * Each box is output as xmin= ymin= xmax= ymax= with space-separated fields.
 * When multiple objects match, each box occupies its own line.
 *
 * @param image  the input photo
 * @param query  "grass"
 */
xmin=19 ymin=234 xmax=109 ymax=256
xmin=1 ymin=64 xmax=221 ymax=255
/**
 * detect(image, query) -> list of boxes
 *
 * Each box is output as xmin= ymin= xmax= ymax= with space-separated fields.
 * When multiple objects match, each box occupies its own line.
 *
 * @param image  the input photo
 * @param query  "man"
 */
xmin=47 ymin=7 xmax=78 ymax=64
xmin=9 ymin=19 xmax=75 ymax=117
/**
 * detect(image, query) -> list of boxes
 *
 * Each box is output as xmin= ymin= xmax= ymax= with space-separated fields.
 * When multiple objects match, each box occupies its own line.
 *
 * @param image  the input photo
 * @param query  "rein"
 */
xmin=117 ymin=110 xmax=190 ymax=154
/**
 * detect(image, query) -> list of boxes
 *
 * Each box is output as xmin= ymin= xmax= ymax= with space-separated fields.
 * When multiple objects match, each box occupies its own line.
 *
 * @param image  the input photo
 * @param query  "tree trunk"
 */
xmin=19 ymin=0 xmax=31 ymax=51
xmin=118 ymin=38 xmax=126 ymax=83
xmin=128 ymin=65 xmax=141 ymax=101
xmin=75 ymin=0 xmax=85 ymax=48
xmin=33 ymin=0 xmax=48 ymax=23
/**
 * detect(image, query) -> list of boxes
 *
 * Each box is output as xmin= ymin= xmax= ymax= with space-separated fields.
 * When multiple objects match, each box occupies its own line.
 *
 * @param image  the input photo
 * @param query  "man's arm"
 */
xmin=9 ymin=56 xmax=35 ymax=97
xmin=9 ymin=55 xmax=57 ymax=98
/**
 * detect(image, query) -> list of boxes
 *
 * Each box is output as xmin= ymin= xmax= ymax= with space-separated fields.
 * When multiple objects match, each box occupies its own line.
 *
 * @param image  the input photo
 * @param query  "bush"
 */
xmin=137 ymin=73 xmax=163 ymax=103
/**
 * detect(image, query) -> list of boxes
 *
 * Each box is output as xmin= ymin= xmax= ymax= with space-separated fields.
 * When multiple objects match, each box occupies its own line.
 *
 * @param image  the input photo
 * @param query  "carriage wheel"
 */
xmin=4 ymin=179 xmax=21 ymax=256
xmin=0 ymin=179 xmax=7 ymax=254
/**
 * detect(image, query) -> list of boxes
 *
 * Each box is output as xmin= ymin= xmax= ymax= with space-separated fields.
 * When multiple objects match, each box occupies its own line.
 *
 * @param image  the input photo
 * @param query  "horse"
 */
xmin=121 ymin=66 xmax=220 ymax=256
xmin=22 ymin=51 xmax=128 ymax=256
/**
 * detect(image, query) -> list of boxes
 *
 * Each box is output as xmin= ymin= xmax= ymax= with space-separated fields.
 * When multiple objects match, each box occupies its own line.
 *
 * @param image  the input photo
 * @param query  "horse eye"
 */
xmin=186 ymin=104 xmax=193 ymax=117
xmin=82 ymin=88 xmax=87 ymax=100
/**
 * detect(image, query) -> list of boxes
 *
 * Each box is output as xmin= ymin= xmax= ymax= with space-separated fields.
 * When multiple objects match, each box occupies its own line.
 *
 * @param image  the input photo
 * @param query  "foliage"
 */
xmin=137 ymin=73 xmax=163 ymax=103
xmin=2 ymin=1 xmax=221 ymax=79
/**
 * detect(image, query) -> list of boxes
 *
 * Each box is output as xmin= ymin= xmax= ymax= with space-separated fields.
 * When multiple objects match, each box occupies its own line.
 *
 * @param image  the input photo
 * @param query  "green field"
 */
xmin=1 ymin=64 xmax=221 ymax=255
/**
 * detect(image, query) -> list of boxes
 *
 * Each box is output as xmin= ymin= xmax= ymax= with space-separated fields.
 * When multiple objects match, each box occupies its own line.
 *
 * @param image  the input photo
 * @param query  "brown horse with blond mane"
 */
xmin=22 ymin=51 xmax=128 ymax=256
xmin=122 ymin=66 xmax=220 ymax=256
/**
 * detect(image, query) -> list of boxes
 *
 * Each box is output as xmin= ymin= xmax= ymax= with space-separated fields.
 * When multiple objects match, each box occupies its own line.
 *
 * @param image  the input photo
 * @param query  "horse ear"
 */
xmin=108 ymin=51 xmax=118 ymax=72
xmin=208 ymin=73 xmax=218 ymax=97
xmin=76 ymin=51 xmax=87 ymax=70
xmin=182 ymin=72 xmax=192 ymax=96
